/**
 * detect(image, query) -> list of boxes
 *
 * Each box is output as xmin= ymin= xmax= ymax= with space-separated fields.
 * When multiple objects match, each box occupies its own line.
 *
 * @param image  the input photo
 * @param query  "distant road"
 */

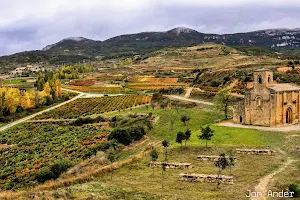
xmin=0 ymin=92 xmax=83 ymax=132
xmin=62 ymin=88 xmax=123 ymax=98
xmin=165 ymin=95 xmax=214 ymax=106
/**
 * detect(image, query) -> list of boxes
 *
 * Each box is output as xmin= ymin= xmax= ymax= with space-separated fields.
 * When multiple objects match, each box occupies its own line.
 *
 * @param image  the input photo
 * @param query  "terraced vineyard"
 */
xmin=35 ymin=95 xmax=152 ymax=119
xmin=0 ymin=123 xmax=104 ymax=190
xmin=66 ymin=85 xmax=123 ymax=93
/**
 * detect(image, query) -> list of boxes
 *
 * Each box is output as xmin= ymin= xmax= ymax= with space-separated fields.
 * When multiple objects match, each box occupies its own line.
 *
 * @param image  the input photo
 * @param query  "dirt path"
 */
xmin=251 ymin=157 xmax=294 ymax=200
xmin=184 ymin=87 xmax=193 ymax=98
xmin=62 ymin=88 xmax=123 ymax=98
xmin=218 ymin=121 xmax=300 ymax=132
xmin=165 ymin=95 xmax=213 ymax=105
xmin=250 ymin=135 xmax=299 ymax=200
xmin=27 ymin=119 xmax=76 ymax=123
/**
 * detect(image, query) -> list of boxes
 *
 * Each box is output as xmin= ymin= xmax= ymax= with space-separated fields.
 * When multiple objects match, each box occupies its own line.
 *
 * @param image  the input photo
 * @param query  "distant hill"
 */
xmin=1 ymin=27 xmax=300 ymax=72
xmin=41 ymin=27 xmax=300 ymax=56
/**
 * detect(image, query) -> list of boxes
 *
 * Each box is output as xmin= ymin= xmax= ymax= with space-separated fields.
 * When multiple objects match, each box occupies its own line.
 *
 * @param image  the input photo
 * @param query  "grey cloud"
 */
xmin=0 ymin=1 xmax=300 ymax=55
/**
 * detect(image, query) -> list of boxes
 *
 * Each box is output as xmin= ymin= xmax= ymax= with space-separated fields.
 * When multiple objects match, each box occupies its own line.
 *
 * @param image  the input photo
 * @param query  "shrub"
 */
xmin=74 ymin=116 xmax=106 ymax=125
xmin=50 ymin=159 xmax=73 ymax=179
xmin=128 ymin=126 xmax=146 ymax=141
xmin=36 ymin=159 xmax=73 ymax=183
xmin=108 ymin=128 xmax=133 ymax=146
xmin=289 ymin=184 xmax=300 ymax=198
xmin=108 ymin=126 xmax=146 ymax=146
xmin=36 ymin=167 xmax=54 ymax=183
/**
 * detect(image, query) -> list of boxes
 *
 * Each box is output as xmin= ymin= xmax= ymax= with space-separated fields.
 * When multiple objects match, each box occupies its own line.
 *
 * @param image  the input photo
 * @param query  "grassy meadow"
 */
xmin=0 ymin=102 xmax=295 ymax=199
xmin=41 ymin=104 xmax=288 ymax=200
xmin=63 ymin=147 xmax=284 ymax=200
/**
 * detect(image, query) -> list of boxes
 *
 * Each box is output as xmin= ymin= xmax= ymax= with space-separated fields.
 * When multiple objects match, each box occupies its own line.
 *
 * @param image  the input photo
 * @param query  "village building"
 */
xmin=233 ymin=68 xmax=300 ymax=127
xmin=10 ymin=65 xmax=43 ymax=76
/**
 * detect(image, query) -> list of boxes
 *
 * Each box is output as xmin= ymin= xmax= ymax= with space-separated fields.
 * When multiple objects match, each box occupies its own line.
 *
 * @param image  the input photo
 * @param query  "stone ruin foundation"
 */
xmin=197 ymin=155 xmax=237 ymax=161
xmin=236 ymin=149 xmax=275 ymax=155
xmin=148 ymin=161 xmax=192 ymax=169
xmin=179 ymin=173 xmax=233 ymax=184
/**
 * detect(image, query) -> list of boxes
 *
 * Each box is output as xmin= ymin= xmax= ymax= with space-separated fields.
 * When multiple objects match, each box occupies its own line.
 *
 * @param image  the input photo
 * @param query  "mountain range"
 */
xmin=1 ymin=27 xmax=300 ymax=69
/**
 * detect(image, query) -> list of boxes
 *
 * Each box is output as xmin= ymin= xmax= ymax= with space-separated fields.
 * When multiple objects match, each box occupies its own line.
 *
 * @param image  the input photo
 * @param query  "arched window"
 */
xmin=256 ymin=96 xmax=262 ymax=106
xmin=258 ymin=75 xmax=262 ymax=84
xmin=268 ymin=75 xmax=271 ymax=83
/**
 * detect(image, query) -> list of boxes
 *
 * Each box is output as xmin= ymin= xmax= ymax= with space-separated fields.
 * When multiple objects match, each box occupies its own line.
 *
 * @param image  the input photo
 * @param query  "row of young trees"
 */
xmin=37 ymin=64 xmax=94 ymax=83
xmin=149 ymin=119 xmax=235 ymax=188
xmin=59 ymin=64 xmax=94 ymax=79
xmin=36 ymin=71 xmax=62 ymax=96
xmin=151 ymin=137 xmax=235 ymax=188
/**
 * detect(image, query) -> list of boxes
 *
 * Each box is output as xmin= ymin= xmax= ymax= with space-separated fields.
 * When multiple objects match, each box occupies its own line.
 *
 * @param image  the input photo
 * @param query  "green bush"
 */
xmin=36 ymin=159 xmax=72 ymax=183
xmin=108 ymin=126 xmax=147 ymax=146
xmin=74 ymin=116 xmax=106 ymax=126
xmin=289 ymin=184 xmax=300 ymax=198
xmin=36 ymin=167 xmax=54 ymax=183
xmin=128 ymin=126 xmax=146 ymax=141
xmin=108 ymin=128 xmax=133 ymax=146
xmin=50 ymin=159 xmax=73 ymax=179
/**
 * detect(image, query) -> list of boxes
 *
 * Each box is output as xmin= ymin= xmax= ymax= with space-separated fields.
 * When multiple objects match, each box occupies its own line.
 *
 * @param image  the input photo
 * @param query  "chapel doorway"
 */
xmin=286 ymin=108 xmax=293 ymax=124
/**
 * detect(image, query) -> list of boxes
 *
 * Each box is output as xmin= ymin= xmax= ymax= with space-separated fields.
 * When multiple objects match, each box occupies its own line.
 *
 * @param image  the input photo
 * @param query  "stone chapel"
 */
xmin=233 ymin=68 xmax=300 ymax=127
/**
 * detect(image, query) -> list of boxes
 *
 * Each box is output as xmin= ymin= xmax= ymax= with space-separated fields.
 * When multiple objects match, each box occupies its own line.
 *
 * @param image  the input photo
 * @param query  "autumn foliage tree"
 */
xmin=20 ymin=90 xmax=36 ymax=110
xmin=36 ymin=71 xmax=63 ymax=103
xmin=0 ymin=70 xmax=64 ymax=117
xmin=5 ymin=88 xmax=21 ymax=113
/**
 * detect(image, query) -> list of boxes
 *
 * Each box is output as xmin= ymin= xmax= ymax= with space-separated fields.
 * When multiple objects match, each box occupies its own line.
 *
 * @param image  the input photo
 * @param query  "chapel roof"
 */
xmin=267 ymin=83 xmax=300 ymax=92
xmin=254 ymin=68 xmax=272 ymax=72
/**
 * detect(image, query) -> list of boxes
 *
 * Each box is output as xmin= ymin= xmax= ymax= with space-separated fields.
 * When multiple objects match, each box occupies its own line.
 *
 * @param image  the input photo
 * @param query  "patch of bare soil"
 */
xmin=0 ymin=144 xmax=14 ymax=149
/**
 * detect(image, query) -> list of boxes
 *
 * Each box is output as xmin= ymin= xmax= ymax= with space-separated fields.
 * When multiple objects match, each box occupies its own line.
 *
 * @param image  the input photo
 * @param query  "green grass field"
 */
xmin=105 ymin=105 xmax=286 ymax=148
xmin=1 ymin=79 xmax=26 ymax=85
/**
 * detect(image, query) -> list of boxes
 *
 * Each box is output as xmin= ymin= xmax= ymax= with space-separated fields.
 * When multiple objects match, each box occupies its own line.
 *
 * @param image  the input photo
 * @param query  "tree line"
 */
xmin=0 ymin=71 xmax=64 ymax=117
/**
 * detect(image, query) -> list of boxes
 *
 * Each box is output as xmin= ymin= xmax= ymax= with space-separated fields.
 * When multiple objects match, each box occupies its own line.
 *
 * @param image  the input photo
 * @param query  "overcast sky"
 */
xmin=1 ymin=0 xmax=300 ymax=56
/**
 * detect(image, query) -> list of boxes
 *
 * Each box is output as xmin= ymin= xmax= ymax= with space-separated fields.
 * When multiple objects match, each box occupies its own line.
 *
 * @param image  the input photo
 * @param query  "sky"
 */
xmin=1 ymin=0 xmax=300 ymax=55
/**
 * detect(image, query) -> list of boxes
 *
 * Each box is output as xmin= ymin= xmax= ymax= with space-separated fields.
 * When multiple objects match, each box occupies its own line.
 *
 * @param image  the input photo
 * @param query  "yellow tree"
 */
xmin=0 ymin=87 xmax=7 ymax=115
xmin=38 ymin=91 xmax=48 ymax=105
xmin=43 ymin=82 xmax=52 ymax=97
xmin=5 ymin=88 xmax=21 ymax=113
xmin=53 ymin=79 xmax=62 ymax=98
xmin=20 ymin=90 xmax=36 ymax=110
xmin=36 ymin=71 xmax=45 ymax=91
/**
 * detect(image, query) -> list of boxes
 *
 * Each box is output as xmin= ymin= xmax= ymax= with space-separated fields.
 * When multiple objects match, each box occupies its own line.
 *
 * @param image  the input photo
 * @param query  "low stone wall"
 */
xmin=236 ymin=149 xmax=275 ymax=155
xmin=148 ymin=161 xmax=192 ymax=169
xmin=179 ymin=173 xmax=233 ymax=184
xmin=197 ymin=155 xmax=237 ymax=161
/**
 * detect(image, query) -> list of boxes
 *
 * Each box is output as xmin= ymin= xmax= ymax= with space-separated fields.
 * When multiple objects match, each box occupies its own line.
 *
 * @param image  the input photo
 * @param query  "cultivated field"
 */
xmin=0 ymin=123 xmax=104 ymax=190
xmin=35 ymin=95 xmax=152 ymax=119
